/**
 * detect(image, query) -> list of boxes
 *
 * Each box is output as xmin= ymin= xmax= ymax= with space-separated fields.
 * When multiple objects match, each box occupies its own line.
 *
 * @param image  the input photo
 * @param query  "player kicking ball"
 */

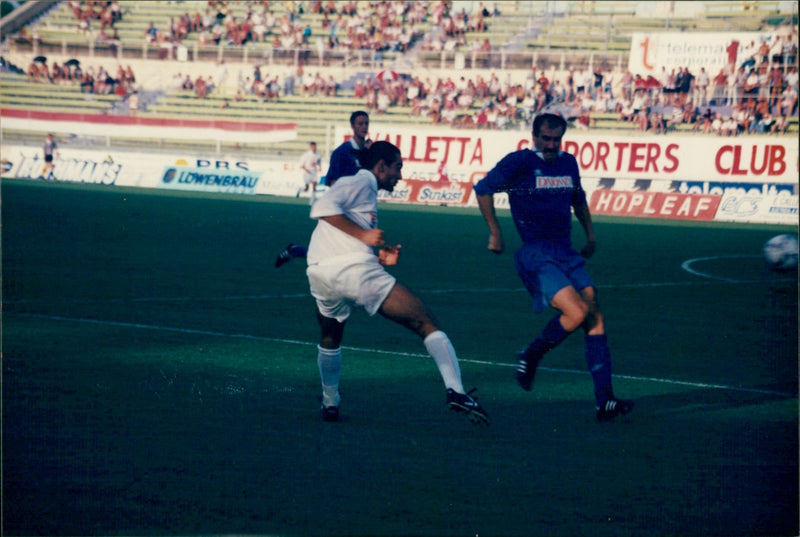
xmin=305 ymin=141 xmax=489 ymax=425
xmin=475 ymin=113 xmax=633 ymax=422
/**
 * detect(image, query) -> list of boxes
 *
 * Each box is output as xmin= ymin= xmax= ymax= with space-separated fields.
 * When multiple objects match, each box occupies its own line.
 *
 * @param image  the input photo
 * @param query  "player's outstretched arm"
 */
xmin=320 ymin=214 xmax=385 ymax=246
xmin=477 ymin=194 xmax=504 ymax=254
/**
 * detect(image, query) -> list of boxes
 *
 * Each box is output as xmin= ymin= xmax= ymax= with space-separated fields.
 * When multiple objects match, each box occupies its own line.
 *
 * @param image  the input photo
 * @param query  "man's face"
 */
xmin=532 ymin=123 xmax=565 ymax=163
xmin=352 ymin=115 xmax=369 ymax=141
xmin=376 ymin=154 xmax=403 ymax=192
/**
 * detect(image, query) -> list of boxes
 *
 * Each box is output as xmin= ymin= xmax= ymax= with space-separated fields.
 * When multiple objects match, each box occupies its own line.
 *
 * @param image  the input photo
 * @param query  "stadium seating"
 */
xmin=1 ymin=0 xmax=797 ymax=157
xmin=0 ymin=72 xmax=120 ymax=112
xmin=521 ymin=1 xmax=783 ymax=52
xmin=142 ymin=90 xmax=421 ymax=154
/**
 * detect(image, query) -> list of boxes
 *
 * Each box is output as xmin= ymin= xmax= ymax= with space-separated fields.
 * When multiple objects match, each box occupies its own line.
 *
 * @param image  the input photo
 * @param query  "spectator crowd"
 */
xmin=65 ymin=0 xmax=498 ymax=56
xmin=20 ymin=1 xmax=799 ymax=134
xmin=26 ymin=56 xmax=137 ymax=99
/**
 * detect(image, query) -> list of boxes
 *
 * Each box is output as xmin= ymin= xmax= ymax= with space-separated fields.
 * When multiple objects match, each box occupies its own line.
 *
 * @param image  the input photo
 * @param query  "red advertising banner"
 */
xmin=590 ymin=190 xmax=721 ymax=221
xmin=377 ymin=179 xmax=474 ymax=206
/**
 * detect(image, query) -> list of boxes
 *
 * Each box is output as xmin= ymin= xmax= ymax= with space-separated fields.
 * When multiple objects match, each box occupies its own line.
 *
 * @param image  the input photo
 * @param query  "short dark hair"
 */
xmin=532 ymin=113 xmax=567 ymax=136
xmin=349 ymin=110 xmax=369 ymax=126
xmin=356 ymin=140 xmax=400 ymax=170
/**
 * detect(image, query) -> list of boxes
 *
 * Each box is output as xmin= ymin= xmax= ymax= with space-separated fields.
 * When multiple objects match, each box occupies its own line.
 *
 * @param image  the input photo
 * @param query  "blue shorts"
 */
xmin=513 ymin=241 xmax=595 ymax=312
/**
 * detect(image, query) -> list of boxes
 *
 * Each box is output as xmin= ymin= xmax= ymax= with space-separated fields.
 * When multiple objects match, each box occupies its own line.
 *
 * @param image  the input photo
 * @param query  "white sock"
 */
xmin=423 ymin=330 xmax=464 ymax=393
xmin=317 ymin=345 xmax=341 ymax=407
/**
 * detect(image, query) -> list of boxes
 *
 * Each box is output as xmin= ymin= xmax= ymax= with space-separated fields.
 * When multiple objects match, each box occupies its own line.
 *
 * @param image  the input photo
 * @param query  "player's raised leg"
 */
xmin=516 ymin=284 xmax=583 ymax=391
xmin=378 ymin=282 xmax=489 ymax=424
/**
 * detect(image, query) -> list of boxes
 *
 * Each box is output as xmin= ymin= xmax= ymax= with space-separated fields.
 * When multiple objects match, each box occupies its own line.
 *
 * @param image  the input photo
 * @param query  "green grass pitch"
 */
xmin=2 ymin=179 xmax=797 ymax=536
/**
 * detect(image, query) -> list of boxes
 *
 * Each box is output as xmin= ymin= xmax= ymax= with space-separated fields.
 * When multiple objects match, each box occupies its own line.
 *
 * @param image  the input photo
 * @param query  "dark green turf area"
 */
xmin=2 ymin=179 xmax=798 ymax=536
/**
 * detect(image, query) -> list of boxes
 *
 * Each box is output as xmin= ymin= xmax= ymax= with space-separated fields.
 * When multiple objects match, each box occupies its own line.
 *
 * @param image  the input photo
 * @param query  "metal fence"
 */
xmin=6 ymin=36 xmax=628 ymax=73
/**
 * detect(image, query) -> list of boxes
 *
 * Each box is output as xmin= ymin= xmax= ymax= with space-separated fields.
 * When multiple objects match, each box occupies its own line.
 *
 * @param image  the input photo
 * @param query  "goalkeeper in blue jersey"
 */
xmin=474 ymin=113 xmax=633 ymax=422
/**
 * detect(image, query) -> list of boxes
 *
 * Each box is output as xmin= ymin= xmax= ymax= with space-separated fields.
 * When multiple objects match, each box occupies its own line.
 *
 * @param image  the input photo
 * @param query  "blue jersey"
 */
xmin=325 ymin=139 xmax=362 ymax=185
xmin=474 ymin=149 xmax=586 ymax=246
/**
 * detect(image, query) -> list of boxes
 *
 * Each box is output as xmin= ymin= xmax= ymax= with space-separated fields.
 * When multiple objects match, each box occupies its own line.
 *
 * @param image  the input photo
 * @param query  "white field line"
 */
xmin=680 ymin=254 xmax=764 ymax=283
xmin=8 ymin=312 xmax=796 ymax=399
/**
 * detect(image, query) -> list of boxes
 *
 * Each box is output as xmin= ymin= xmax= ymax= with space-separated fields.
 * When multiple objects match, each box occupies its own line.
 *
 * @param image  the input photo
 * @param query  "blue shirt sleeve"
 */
xmin=325 ymin=145 xmax=346 ymax=185
xmin=474 ymin=150 xmax=530 ymax=196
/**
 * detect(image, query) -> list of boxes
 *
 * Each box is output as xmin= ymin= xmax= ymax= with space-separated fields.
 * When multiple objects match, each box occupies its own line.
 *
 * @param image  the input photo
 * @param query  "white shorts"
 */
xmin=306 ymin=253 xmax=396 ymax=322
xmin=302 ymin=172 xmax=318 ymax=185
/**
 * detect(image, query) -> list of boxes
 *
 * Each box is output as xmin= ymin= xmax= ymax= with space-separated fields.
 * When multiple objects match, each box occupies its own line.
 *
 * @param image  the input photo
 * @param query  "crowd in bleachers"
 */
xmin=64 ymin=0 xmax=498 ymax=55
xmin=416 ymin=1 xmax=498 ymax=53
xmin=542 ymin=35 xmax=799 ymax=135
xmin=10 ymin=1 xmax=797 ymax=134
xmin=25 ymin=57 xmax=137 ymax=98
xmin=67 ymin=0 xmax=432 ymax=54
xmin=361 ymin=71 xmax=526 ymax=128
xmin=202 ymin=52 xmax=795 ymax=132
xmin=25 ymin=52 xmax=797 ymax=134
xmin=225 ymin=62 xmax=526 ymax=128
xmin=346 ymin=52 xmax=799 ymax=131
xmin=312 ymin=0 xmax=427 ymax=53
xmin=68 ymin=0 xmax=123 ymax=32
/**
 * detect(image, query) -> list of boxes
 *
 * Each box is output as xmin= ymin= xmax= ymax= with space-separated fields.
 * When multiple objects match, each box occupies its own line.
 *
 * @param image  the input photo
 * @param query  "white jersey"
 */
xmin=299 ymin=149 xmax=321 ymax=183
xmin=307 ymin=169 xmax=378 ymax=265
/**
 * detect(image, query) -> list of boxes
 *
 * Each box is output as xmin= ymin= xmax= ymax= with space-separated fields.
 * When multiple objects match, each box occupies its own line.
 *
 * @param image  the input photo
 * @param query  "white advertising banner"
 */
xmin=715 ymin=188 xmax=799 ymax=224
xmin=341 ymin=124 xmax=799 ymax=185
xmin=3 ymin=128 xmax=797 ymax=225
xmin=627 ymin=32 xmax=777 ymax=77
xmin=0 ymin=145 xmax=302 ymax=196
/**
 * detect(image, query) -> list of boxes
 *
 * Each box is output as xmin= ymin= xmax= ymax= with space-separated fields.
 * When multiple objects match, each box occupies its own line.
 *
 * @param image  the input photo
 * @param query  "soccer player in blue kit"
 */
xmin=324 ymin=110 xmax=371 ymax=185
xmin=474 ymin=113 xmax=634 ymax=422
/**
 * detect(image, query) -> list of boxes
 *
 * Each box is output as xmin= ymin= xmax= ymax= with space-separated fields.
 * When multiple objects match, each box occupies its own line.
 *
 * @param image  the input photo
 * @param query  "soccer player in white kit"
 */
xmin=297 ymin=141 xmax=322 ymax=204
xmin=306 ymin=141 xmax=489 ymax=424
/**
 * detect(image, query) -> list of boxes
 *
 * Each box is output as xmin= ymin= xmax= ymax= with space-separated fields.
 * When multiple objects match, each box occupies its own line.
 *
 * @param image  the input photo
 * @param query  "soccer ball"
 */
xmin=762 ymin=234 xmax=799 ymax=270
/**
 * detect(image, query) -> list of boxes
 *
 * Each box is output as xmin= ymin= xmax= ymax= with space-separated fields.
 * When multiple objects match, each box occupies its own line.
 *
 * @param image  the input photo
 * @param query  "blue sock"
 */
xmin=522 ymin=315 xmax=571 ymax=360
xmin=585 ymin=334 xmax=614 ymax=406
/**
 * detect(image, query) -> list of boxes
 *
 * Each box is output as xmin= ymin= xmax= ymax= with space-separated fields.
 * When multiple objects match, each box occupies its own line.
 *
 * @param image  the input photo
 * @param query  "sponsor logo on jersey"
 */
xmin=536 ymin=175 xmax=573 ymax=189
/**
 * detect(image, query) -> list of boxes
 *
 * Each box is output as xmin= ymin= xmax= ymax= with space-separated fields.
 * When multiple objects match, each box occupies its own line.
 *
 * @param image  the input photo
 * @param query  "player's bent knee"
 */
xmin=560 ymin=301 xmax=589 ymax=332
xmin=561 ymin=312 xmax=586 ymax=332
xmin=317 ymin=311 xmax=344 ymax=348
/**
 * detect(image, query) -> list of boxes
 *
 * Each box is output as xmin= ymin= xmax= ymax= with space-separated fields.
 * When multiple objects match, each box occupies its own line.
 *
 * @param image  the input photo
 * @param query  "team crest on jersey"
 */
xmin=536 ymin=175 xmax=573 ymax=189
